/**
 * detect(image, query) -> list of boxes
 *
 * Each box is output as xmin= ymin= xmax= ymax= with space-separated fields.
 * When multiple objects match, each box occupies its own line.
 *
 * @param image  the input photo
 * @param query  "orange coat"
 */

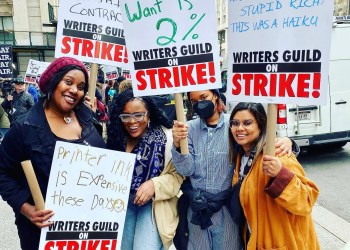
xmin=232 ymin=153 xmax=320 ymax=250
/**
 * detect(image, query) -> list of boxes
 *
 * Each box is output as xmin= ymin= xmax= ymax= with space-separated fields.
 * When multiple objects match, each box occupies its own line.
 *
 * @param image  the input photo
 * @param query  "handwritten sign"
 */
xmin=55 ymin=0 xmax=128 ymax=67
xmin=121 ymin=0 xmax=221 ymax=96
xmin=0 ymin=45 xmax=13 ymax=78
xmin=24 ymin=59 xmax=50 ymax=84
xmin=39 ymin=141 xmax=135 ymax=250
xmin=227 ymin=0 xmax=333 ymax=105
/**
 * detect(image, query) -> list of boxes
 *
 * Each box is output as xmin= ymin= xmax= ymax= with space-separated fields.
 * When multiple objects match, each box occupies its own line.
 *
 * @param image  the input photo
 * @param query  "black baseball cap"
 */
xmin=13 ymin=78 xmax=25 ymax=84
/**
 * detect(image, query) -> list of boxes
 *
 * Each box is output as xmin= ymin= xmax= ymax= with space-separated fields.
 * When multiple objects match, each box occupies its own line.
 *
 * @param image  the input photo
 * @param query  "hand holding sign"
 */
xmin=20 ymin=203 xmax=54 ymax=228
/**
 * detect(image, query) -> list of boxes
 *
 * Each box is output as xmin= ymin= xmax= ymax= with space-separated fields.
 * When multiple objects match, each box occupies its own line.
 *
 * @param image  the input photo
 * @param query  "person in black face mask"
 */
xmin=171 ymin=89 xmax=299 ymax=250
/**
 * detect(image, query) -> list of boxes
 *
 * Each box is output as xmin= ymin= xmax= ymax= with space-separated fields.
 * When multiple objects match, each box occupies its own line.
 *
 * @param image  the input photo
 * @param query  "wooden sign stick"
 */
xmin=88 ymin=63 xmax=98 ymax=101
xmin=174 ymin=93 xmax=189 ymax=155
xmin=21 ymin=160 xmax=45 ymax=211
xmin=264 ymin=104 xmax=277 ymax=156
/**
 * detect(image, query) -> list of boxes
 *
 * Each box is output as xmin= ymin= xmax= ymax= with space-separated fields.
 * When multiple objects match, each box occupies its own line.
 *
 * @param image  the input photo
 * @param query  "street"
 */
xmin=299 ymin=142 xmax=350 ymax=222
xmin=0 ymin=143 xmax=349 ymax=249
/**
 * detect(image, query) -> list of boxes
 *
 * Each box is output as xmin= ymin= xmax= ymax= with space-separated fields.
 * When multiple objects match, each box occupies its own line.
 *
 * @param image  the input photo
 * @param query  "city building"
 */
xmin=0 ymin=0 xmax=58 ymax=77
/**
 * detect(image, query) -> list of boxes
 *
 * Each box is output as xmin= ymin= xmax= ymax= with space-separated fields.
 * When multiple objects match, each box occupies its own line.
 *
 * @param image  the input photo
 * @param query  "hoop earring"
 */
xmin=148 ymin=120 xmax=150 ymax=128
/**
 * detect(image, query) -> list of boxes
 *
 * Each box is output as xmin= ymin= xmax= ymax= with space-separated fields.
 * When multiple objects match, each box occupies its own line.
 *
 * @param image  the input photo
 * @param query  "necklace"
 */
xmin=48 ymin=107 xmax=74 ymax=124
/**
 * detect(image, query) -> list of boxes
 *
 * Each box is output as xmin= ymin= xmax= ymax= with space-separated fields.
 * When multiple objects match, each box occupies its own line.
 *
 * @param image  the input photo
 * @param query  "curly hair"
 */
xmin=107 ymin=89 xmax=173 ymax=151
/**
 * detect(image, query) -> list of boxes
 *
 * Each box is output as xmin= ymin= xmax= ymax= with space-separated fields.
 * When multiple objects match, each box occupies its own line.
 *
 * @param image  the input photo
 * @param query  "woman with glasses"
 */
xmin=228 ymin=102 xmax=319 ymax=250
xmin=172 ymin=89 xmax=297 ymax=250
xmin=107 ymin=89 xmax=184 ymax=250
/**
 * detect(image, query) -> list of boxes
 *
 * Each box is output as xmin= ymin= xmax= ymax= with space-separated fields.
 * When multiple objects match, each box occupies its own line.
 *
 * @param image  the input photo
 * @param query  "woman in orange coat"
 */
xmin=228 ymin=102 xmax=320 ymax=250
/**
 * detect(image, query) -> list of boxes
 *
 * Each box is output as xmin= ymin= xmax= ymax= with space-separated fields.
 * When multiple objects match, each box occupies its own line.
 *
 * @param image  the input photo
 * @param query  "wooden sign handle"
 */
xmin=174 ymin=93 xmax=189 ymax=155
xmin=88 ymin=63 xmax=98 ymax=101
xmin=21 ymin=160 xmax=45 ymax=211
xmin=264 ymin=104 xmax=277 ymax=156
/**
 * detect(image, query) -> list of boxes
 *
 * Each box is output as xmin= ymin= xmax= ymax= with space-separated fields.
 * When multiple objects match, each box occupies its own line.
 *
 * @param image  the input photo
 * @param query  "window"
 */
xmin=218 ymin=31 xmax=226 ymax=43
xmin=0 ymin=17 xmax=15 ymax=45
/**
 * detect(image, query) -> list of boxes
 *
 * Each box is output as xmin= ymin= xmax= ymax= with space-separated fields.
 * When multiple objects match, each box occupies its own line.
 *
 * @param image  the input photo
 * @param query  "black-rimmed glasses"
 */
xmin=119 ymin=111 xmax=148 ymax=123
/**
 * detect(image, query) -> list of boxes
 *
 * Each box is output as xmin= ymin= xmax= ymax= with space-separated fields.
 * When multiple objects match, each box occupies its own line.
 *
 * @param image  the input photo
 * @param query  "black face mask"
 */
xmin=193 ymin=100 xmax=215 ymax=120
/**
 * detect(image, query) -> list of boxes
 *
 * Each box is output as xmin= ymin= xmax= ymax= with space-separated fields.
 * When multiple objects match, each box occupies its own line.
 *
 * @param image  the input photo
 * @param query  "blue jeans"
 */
xmin=121 ymin=198 xmax=163 ymax=250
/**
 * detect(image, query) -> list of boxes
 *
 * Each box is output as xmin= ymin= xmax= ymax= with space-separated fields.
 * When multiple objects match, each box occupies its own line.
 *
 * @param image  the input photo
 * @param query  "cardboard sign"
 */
xmin=55 ymin=0 xmax=128 ymax=67
xmin=104 ymin=65 xmax=119 ymax=80
xmin=24 ymin=59 xmax=50 ymax=84
xmin=39 ymin=141 xmax=135 ymax=250
xmin=0 ymin=45 xmax=13 ymax=78
xmin=227 ymin=0 xmax=334 ymax=105
xmin=121 ymin=0 xmax=221 ymax=96
xmin=121 ymin=69 xmax=131 ymax=80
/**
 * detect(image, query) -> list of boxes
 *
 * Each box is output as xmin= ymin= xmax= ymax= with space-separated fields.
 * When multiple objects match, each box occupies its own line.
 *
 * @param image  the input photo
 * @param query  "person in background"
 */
xmin=118 ymin=79 xmax=133 ymax=94
xmin=104 ymin=80 xmax=112 ymax=105
xmin=0 ymin=57 xmax=106 ymax=250
xmin=228 ymin=102 xmax=319 ymax=249
xmin=107 ymin=89 xmax=184 ymax=250
xmin=27 ymin=81 xmax=39 ymax=103
xmin=0 ymin=88 xmax=10 ymax=140
xmin=151 ymin=94 xmax=176 ymax=121
xmin=172 ymin=89 xmax=296 ymax=250
xmin=115 ymin=76 xmax=126 ymax=90
xmin=1 ymin=78 xmax=34 ymax=123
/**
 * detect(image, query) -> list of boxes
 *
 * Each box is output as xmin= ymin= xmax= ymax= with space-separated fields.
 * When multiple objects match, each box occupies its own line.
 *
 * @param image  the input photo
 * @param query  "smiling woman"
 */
xmin=107 ymin=89 xmax=184 ymax=250
xmin=0 ymin=57 xmax=106 ymax=250
xmin=228 ymin=102 xmax=320 ymax=249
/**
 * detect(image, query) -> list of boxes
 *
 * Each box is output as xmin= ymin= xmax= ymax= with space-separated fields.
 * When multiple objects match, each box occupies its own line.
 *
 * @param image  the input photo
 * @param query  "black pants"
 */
xmin=15 ymin=215 xmax=40 ymax=250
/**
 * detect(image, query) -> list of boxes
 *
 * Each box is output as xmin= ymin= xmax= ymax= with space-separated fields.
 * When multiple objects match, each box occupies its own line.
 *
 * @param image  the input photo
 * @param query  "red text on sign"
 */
xmin=44 ymin=239 xmax=117 ymax=250
xmin=61 ymin=37 xmax=128 ymax=63
xmin=231 ymin=73 xmax=321 ymax=98
xmin=136 ymin=62 xmax=216 ymax=91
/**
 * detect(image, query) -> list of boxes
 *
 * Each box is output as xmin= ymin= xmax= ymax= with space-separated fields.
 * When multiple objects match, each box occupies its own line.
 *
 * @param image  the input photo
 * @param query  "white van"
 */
xmin=221 ymin=21 xmax=350 ymax=150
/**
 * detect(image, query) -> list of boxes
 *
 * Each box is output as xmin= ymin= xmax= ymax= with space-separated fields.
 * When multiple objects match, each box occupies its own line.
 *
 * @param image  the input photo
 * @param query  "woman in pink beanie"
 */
xmin=0 ymin=57 xmax=106 ymax=250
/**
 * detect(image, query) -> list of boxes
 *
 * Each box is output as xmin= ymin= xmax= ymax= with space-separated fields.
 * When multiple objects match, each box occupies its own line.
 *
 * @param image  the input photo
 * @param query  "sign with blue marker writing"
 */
xmin=55 ymin=0 xmax=128 ymax=67
xmin=39 ymin=141 xmax=136 ymax=250
xmin=227 ymin=0 xmax=333 ymax=105
xmin=121 ymin=0 xmax=221 ymax=96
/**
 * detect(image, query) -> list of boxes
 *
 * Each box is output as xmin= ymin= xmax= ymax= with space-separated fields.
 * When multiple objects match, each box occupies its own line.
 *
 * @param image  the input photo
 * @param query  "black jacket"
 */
xmin=1 ymin=90 xmax=34 ymax=122
xmin=0 ymin=99 xmax=106 ymax=250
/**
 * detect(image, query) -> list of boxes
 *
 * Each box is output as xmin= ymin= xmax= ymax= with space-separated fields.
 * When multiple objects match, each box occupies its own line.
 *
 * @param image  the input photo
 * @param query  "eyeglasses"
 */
xmin=229 ymin=119 xmax=254 ymax=129
xmin=15 ymin=82 xmax=25 ymax=85
xmin=119 ymin=111 xmax=148 ymax=123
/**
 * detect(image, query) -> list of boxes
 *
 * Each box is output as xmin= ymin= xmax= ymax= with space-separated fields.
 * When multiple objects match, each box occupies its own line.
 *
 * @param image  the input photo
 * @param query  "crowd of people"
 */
xmin=0 ymin=57 xmax=320 ymax=250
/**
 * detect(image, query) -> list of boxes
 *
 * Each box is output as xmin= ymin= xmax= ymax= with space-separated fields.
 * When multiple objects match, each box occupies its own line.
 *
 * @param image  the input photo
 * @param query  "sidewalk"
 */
xmin=312 ymin=203 xmax=350 ymax=250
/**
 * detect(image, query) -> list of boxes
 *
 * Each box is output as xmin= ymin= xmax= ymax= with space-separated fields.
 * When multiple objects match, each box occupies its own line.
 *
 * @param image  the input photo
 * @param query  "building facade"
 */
xmin=0 ymin=0 xmax=58 ymax=77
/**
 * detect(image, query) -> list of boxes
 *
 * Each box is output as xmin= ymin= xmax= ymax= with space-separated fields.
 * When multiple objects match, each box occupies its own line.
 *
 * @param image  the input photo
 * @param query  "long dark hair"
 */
xmin=228 ymin=102 xmax=267 ymax=165
xmin=45 ymin=65 xmax=89 ymax=106
xmin=107 ymin=89 xmax=173 ymax=151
